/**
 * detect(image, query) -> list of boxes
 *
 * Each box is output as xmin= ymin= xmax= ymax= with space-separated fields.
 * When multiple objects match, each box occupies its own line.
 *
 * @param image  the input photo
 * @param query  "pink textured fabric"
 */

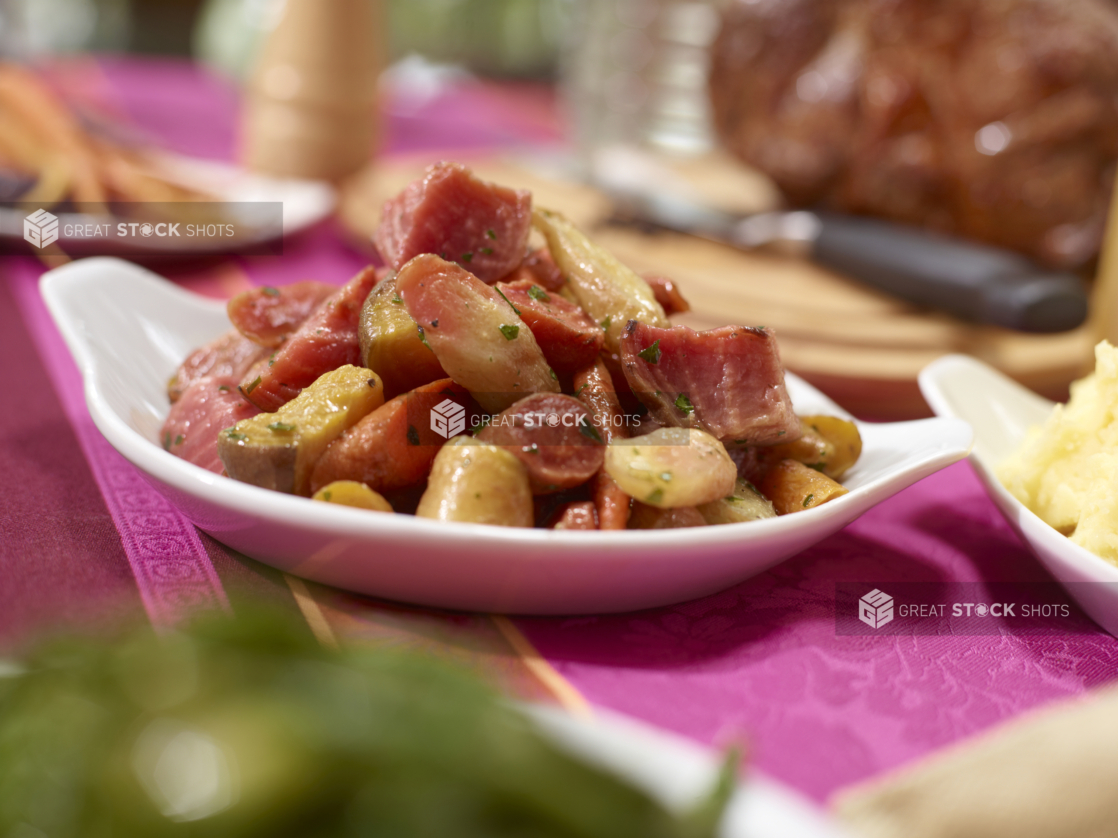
xmin=516 ymin=461 xmax=1118 ymax=801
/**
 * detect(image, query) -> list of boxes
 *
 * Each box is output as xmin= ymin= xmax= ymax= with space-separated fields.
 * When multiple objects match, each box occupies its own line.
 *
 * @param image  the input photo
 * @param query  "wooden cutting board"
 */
xmin=339 ymin=153 xmax=1097 ymax=419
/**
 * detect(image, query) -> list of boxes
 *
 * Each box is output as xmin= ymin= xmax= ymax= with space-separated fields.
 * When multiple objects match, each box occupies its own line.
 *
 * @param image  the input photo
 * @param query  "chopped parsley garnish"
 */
xmin=495 ymin=286 xmax=521 ymax=316
xmin=499 ymin=323 xmax=520 ymax=341
xmin=600 ymin=315 xmax=612 ymax=332
xmin=323 ymin=490 xmax=332 ymax=501
xmin=486 ymin=228 xmax=497 ymax=240
xmin=461 ymin=252 xmax=473 ymax=263
xmin=777 ymin=430 xmax=786 ymax=436
xmin=674 ymin=393 xmax=694 ymax=414
xmin=803 ymin=493 xmax=815 ymax=508
xmin=574 ymin=383 xmax=589 ymax=397
xmin=578 ymin=416 xmax=603 ymax=444
xmin=469 ymin=420 xmax=486 ymax=436
xmin=549 ymin=368 xmax=558 ymax=380
xmin=646 ymin=488 xmax=664 ymax=505
xmin=174 ymin=434 xmax=184 ymax=446
xmin=528 ymin=285 xmax=549 ymax=302
xmin=268 ymin=422 xmax=296 ymax=432
xmin=808 ymin=461 xmax=827 ymax=472
xmin=225 ymin=429 xmax=247 ymax=441
xmin=481 ymin=247 xmax=493 ymax=256
xmin=262 ymin=286 xmax=279 ymax=297
xmin=417 ymin=324 xmax=431 ymax=349
xmin=268 ymin=352 xmax=276 ymax=367
xmin=406 ymin=425 xmax=421 ymax=446
xmin=392 ymin=292 xmax=403 ymax=304
xmin=637 ymin=339 xmax=662 ymax=364
xmin=162 ymin=432 xmax=171 ymax=450
xmin=244 ymin=376 xmax=262 ymax=394
xmin=218 ymin=384 xmax=230 ymax=392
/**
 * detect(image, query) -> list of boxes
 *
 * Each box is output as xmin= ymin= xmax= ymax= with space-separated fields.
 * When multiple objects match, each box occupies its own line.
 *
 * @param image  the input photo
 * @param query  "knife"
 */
xmin=607 ymin=188 xmax=1089 ymax=333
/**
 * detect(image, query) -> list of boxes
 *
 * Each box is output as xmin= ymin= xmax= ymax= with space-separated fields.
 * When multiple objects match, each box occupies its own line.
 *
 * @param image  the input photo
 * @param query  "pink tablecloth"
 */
xmin=2 ymin=57 xmax=1116 ymax=805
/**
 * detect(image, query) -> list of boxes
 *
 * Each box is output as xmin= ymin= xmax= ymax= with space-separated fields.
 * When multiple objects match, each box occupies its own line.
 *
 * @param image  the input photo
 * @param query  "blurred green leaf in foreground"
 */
xmin=0 ymin=611 xmax=731 ymax=838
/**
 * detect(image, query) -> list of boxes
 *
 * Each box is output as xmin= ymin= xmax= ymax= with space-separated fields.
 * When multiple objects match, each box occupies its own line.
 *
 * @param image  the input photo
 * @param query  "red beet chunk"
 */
xmin=227 ymin=281 xmax=337 ymax=349
xmin=168 ymin=329 xmax=268 ymax=403
xmin=374 ymin=162 xmax=531 ymax=283
xmin=476 ymin=393 xmax=604 ymax=494
xmin=619 ymin=321 xmax=800 ymax=444
xmin=495 ymin=278 xmax=604 ymax=374
xmin=239 ymin=267 xmax=379 ymax=412
xmin=161 ymin=376 xmax=259 ymax=474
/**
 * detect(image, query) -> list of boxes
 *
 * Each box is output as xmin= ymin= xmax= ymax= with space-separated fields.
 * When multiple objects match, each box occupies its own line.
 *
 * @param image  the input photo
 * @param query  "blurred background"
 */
xmin=0 ymin=0 xmax=721 ymax=156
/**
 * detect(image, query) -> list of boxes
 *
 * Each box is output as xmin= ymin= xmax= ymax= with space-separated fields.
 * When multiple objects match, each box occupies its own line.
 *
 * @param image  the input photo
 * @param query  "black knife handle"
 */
xmin=811 ymin=213 xmax=1089 ymax=332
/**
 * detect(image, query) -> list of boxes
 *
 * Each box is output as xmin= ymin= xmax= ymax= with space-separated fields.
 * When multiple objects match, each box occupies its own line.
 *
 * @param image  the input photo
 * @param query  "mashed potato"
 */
xmin=998 ymin=341 xmax=1118 ymax=564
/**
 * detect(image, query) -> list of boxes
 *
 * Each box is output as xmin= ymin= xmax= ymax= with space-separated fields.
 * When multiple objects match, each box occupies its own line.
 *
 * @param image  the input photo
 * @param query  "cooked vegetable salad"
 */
xmin=161 ymin=162 xmax=861 ymax=528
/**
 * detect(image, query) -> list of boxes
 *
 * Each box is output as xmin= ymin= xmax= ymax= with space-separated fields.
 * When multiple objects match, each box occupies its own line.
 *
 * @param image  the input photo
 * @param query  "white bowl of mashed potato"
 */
xmin=920 ymin=345 xmax=1118 ymax=638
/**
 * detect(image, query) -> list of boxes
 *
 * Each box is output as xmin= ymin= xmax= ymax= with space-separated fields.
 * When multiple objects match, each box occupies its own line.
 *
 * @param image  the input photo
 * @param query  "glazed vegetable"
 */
xmin=697 ymin=480 xmax=777 ymax=525
xmin=416 ymin=437 xmax=534 ymax=527
xmin=759 ymin=459 xmax=849 ymax=515
xmin=628 ymin=503 xmax=707 ymax=529
xmin=0 ymin=611 xmax=735 ymax=838
xmin=800 ymin=415 xmax=862 ymax=480
xmin=309 ymin=379 xmax=474 ymax=495
xmin=574 ymin=359 xmax=632 ymax=529
xmin=532 ymin=207 xmax=667 ymax=354
xmin=547 ymin=501 xmax=599 ymax=530
xmin=219 ymin=365 xmax=385 ymax=496
xmin=604 ymin=428 xmax=737 ymax=509
xmin=494 ymin=278 xmax=604 ymax=374
xmin=396 ymin=254 xmax=560 ymax=413
xmin=312 ymin=480 xmax=394 ymax=512
xmin=476 ymin=394 xmax=604 ymax=494
xmin=358 ymin=274 xmax=446 ymax=399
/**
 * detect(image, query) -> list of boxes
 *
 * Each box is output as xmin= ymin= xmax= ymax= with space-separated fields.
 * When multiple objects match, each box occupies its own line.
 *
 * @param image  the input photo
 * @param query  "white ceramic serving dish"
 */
xmin=528 ymin=705 xmax=847 ymax=838
xmin=41 ymin=257 xmax=972 ymax=614
xmin=919 ymin=354 xmax=1118 ymax=637
xmin=1 ymin=154 xmax=335 ymax=253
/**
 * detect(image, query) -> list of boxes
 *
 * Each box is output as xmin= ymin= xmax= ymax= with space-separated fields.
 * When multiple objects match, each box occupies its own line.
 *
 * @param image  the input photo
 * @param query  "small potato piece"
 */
xmin=800 ymin=415 xmax=862 ymax=479
xmin=628 ymin=502 xmax=706 ymax=529
xmin=760 ymin=459 xmax=849 ymax=515
xmin=312 ymin=481 xmax=393 ymax=512
xmin=697 ymin=479 xmax=776 ymax=525
xmin=604 ymin=427 xmax=736 ymax=508
xmin=532 ymin=207 xmax=667 ymax=355
xmin=416 ymin=437 xmax=533 ymax=527
xmin=358 ymin=274 xmax=446 ymax=399
xmin=219 ymin=365 xmax=385 ymax=496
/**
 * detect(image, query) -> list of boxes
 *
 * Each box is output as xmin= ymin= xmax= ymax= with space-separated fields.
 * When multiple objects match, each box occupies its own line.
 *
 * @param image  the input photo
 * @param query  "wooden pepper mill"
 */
xmin=242 ymin=0 xmax=383 ymax=181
